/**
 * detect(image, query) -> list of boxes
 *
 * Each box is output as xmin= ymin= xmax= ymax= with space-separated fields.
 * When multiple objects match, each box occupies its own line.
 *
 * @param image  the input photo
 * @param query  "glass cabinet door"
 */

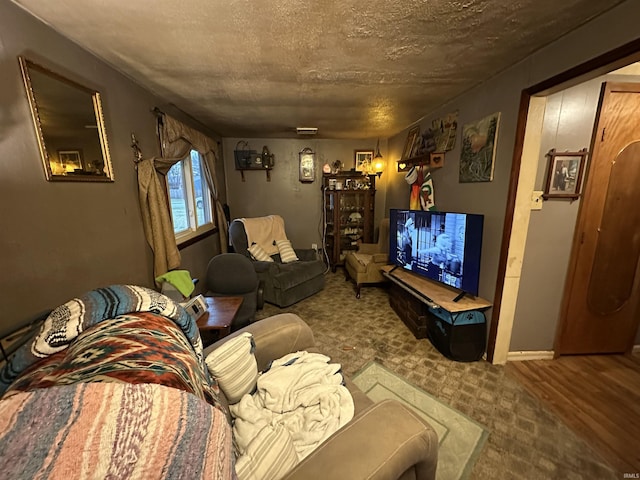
xmin=323 ymin=173 xmax=375 ymax=270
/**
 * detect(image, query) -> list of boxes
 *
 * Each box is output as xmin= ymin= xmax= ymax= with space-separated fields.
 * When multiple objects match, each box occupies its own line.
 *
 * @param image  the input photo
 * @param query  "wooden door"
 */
xmin=556 ymin=82 xmax=640 ymax=355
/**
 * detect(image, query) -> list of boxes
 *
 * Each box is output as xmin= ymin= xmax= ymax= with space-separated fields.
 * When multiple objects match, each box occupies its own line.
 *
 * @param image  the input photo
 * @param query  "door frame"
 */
xmin=487 ymin=37 xmax=640 ymax=364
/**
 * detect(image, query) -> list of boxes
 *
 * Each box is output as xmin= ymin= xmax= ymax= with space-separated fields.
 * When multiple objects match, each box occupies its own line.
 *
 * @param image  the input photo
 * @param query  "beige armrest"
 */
xmin=357 ymin=243 xmax=379 ymax=255
xmin=204 ymin=313 xmax=315 ymax=372
xmin=284 ymin=399 xmax=438 ymax=480
xmin=371 ymin=252 xmax=389 ymax=263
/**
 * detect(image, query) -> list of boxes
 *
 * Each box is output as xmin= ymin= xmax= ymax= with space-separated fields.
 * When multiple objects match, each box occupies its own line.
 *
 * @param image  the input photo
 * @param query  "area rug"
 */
xmin=352 ymin=362 xmax=488 ymax=480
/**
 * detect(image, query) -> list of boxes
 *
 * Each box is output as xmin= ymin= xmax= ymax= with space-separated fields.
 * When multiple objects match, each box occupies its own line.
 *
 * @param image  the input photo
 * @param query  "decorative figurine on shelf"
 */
xmin=332 ymin=160 xmax=342 ymax=174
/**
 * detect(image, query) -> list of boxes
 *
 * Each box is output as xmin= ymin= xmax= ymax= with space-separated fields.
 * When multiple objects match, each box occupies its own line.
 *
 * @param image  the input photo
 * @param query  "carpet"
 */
xmin=352 ymin=361 xmax=488 ymax=480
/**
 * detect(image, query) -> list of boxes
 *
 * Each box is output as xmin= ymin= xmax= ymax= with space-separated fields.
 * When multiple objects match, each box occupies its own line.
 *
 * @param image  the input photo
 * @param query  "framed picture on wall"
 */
xmin=542 ymin=148 xmax=588 ymax=200
xmin=299 ymin=147 xmax=316 ymax=182
xmin=459 ymin=112 xmax=500 ymax=183
xmin=401 ymin=126 xmax=420 ymax=161
xmin=354 ymin=150 xmax=374 ymax=172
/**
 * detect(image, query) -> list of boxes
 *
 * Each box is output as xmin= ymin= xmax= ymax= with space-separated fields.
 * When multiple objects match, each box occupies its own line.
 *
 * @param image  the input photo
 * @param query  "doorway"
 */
xmin=487 ymin=39 xmax=640 ymax=364
xmin=556 ymin=82 xmax=640 ymax=354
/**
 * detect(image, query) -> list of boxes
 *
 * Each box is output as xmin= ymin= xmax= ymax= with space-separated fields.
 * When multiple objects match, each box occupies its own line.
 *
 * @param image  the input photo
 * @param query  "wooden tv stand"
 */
xmin=381 ymin=265 xmax=492 ymax=339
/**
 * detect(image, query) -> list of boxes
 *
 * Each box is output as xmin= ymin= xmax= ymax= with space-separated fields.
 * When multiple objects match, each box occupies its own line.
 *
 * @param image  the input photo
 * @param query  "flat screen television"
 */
xmin=389 ymin=209 xmax=484 ymax=299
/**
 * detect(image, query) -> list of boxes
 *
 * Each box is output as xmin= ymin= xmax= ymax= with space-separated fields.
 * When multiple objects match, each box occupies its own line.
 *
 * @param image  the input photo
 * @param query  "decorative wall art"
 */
xmin=429 ymin=152 xmax=445 ymax=168
xmin=19 ymin=56 xmax=113 ymax=182
xmin=402 ymin=126 xmax=420 ymax=160
xmin=431 ymin=112 xmax=458 ymax=153
xmin=459 ymin=112 xmax=501 ymax=183
xmin=354 ymin=150 xmax=374 ymax=172
xmin=411 ymin=112 xmax=458 ymax=158
xmin=299 ymin=147 xmax=316 ymax=182
xmin=542 ymin=148 xmax=588 ymax=200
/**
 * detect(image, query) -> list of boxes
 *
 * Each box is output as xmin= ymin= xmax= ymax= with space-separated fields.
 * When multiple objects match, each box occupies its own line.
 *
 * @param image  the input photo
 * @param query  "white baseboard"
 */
xmin=508 ymin=346 xmax=640 ymax=360
xmin=507 ymin=350 xmax=555 ymax=361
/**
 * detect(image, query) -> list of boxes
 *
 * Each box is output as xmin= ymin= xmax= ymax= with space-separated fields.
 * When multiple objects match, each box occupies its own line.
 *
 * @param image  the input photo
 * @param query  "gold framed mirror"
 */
xmin=18 ymin=56 xmax=114 ymax=182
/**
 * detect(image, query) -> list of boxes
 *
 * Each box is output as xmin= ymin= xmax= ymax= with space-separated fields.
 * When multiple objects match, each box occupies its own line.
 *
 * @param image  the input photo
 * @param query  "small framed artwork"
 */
xmin=354 ymin=150 xmax=374 ymax=172
xmin=401 ymin=126 xmax=420 ymax=160
xmin=542 ymin=148 xmax=588 ymax=199
xmin=57 ymin=149 xmax=83 ymax=172
xmin=429 ymin=152 xmax=445 ymax=168
xmin=299 ymin=147 xmax=316 ymax=182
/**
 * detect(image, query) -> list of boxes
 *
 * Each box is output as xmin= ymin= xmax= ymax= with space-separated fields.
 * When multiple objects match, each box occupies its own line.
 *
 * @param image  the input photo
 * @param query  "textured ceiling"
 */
xmin=13 ymin=0 xmax=625 ymax=139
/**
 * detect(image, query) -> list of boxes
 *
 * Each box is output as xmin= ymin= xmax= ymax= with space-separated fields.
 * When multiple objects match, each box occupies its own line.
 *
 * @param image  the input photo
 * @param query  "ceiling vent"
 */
xmin=296 ymin=127 xmax=318 ymax=135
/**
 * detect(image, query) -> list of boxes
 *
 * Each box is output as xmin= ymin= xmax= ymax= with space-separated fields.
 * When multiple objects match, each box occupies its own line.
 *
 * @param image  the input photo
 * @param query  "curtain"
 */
xmin=160 ymin=114 xmax=228 ymax=255
xmin=137 ymin=156 xmax=182 ymax=279
xmin=136 ymin=113 xmax=227 ymax=281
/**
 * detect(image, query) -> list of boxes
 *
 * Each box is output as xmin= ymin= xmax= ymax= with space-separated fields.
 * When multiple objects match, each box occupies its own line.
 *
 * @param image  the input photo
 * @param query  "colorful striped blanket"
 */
xmin=2 ymin=312 xmax=222 ymax=408
xmin=0 ymin=382 xmax=234 ymax=479
xmin=0 ymin=285 xmax=204 ymax=394
xmin=0 ymin=285 xmax=234 ymax=478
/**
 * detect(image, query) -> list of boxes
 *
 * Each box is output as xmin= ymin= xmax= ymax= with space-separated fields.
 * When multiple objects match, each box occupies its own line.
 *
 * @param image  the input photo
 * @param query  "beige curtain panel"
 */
xmin=137 ymin=157 xmax=181 ymax=279
xmin=136 ymin=112 xmax=227 ymax=282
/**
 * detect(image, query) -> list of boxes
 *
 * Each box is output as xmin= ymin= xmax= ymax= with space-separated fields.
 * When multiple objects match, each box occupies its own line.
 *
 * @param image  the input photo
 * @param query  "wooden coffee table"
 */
xmin=196 ymin=296 xmax=243 ymax=344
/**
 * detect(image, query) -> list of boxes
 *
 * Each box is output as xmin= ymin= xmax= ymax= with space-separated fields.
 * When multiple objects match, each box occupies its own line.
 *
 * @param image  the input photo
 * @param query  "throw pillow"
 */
xmin=205 ymin=332 xmax=258 ymax=404
xmin=234 ymin=425 xmax=299 ymax=480
xmin=276 ymin=239 xmax=299 ymax=263
xmin=248 ymin=243 xmax=274 ymax=262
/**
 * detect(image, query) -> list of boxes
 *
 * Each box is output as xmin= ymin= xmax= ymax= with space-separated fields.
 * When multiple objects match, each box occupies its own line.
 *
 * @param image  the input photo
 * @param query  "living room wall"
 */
xmin=222 ymin=137 xmax=388 ymax=249
xmin=0 ymin=1 xmax=224 ymax=336
xmin=3 ymin=0 xmax=639 ymax=355
xmin=384 ymin=0 xmax=640 ymax=355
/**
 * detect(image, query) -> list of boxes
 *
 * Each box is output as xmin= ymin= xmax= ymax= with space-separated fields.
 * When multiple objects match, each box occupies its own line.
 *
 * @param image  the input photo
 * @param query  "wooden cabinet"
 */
xmin=322 ymin=172 xmax=376 ymax=271
xmin=381 ymin=265 xmax=492 ymax=361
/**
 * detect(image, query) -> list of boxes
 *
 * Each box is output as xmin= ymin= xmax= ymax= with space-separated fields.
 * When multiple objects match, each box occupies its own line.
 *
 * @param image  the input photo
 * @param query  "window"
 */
xmin=167 ymin=150 xmax=215 ymax=243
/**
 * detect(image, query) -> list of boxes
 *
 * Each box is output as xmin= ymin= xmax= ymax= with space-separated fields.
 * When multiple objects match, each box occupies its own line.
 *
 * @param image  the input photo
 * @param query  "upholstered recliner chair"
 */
xmin=229 ymin=215 xmax=325 ymax=307
xmin=344 ymin=217 xmax=390 ymax=298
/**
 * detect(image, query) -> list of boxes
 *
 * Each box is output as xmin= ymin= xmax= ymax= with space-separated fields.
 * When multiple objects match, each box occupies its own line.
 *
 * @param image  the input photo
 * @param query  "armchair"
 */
xmin=204 ymin=253 xmax=263 ymax=331
xmin=344 ymin=217 xmax=390 ymax=298
xmin=229 ymin=215 xmax=326 ymax=307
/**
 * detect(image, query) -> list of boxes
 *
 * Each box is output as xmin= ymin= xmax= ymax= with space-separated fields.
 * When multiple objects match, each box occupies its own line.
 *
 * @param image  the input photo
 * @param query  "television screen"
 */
xmin=389 ymin=209 xmax=484 ymax=296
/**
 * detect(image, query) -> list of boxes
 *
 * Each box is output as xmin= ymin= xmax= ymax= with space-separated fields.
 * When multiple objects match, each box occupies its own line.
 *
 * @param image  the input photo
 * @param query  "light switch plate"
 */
xmin=531 ymin=190 xmax=543 ymax=210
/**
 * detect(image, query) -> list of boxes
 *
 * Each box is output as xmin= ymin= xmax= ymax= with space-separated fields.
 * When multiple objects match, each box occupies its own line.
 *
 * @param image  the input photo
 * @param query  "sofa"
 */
xmin=229 ymin=215 xmax=326 ymax=307
xmin=0 ymin=285 xmax=437 ymax=479
xmin=206 ymin=313 xmax=439 ymax=480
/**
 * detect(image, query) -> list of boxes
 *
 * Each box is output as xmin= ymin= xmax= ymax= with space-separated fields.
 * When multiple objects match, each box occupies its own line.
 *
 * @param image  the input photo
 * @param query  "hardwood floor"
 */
xmin=506 ymin=353 xmax=640 ymax=474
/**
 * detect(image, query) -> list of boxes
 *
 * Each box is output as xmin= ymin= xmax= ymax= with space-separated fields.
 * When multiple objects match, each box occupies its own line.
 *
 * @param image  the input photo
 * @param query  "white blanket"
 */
xmin=240 ymin=215 xmax=288 ymax=256
xmin=230 ymin=351 xmax=354 ymax=461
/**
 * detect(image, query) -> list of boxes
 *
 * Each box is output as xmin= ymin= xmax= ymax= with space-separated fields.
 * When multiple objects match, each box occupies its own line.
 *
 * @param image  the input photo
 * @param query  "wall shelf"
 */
xmin=237 ymin=166 xmax=272 ymax=182
xmin=397 ymin=153 xmax=445 ymax=172
xmin=234 ymin=145 xmax=273 ymax=181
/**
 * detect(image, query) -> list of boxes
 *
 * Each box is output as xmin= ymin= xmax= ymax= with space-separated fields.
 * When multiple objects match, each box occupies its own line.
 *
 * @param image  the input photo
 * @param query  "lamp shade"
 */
xmin=373 ymin=138 xmax=384 ymax=176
